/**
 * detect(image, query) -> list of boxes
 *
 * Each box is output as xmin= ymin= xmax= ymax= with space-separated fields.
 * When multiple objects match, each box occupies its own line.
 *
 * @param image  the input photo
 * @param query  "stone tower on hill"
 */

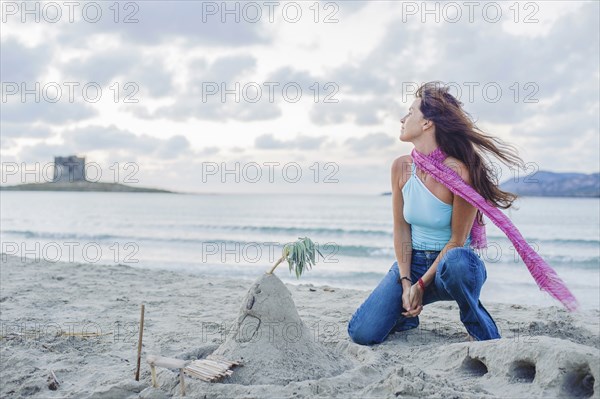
xmin=53 ymin=155 xmax=86 ymax=182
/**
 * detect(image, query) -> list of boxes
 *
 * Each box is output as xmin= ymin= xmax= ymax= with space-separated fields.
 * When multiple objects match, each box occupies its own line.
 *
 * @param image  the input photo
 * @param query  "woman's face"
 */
xmin=399 ymin=98 xmax=427 ymax=142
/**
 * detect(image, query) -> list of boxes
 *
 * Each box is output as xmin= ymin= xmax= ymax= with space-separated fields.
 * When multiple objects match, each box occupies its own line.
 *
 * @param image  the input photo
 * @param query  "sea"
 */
xmin=1 ymin=192 xmax=598 ymax=310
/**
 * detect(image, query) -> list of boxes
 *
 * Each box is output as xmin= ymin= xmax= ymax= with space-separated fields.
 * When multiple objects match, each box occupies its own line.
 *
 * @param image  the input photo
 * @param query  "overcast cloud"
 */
xmin=1 ymin=0 xmax=598 ymax=193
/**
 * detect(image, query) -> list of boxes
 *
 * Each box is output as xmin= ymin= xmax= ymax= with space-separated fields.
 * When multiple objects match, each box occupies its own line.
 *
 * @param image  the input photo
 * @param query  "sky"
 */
xmin=1 ymin=0 xmax=599 ymax=194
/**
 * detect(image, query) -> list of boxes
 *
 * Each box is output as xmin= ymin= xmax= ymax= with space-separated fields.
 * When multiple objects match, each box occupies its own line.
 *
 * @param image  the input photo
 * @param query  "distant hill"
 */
xmin=0 ymin=181 xmax=175 ymax=193
xmin=499 ymin=171 xmax=599 ymax=197
xmin=380 ymin=171 xmax=600 ymax=197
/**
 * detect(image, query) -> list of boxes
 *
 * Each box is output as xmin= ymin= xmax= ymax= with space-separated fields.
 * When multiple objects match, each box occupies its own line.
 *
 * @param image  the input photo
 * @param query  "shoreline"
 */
xmin=2 ymin=248 xmax=600 ymax=310
xmin=1 ymin=254 xmax=598 ymax=398
xmin=4 ymin=252 xmax=597 ymax=311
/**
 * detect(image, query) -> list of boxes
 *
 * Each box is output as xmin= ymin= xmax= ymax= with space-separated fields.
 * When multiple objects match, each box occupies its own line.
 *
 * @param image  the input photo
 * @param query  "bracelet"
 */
xmin=400 ymin=276 xmax=412 ymax=284
xmin=418 ymin=277 xmax=426 ymax=291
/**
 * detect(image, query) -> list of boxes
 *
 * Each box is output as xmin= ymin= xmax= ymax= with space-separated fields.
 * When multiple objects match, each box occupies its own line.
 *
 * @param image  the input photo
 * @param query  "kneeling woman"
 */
xmin=347 ymin=81 xmax=577 ymax=345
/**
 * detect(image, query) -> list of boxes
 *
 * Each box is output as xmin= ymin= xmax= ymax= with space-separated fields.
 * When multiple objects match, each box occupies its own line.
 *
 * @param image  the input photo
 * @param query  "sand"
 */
xmin=1 ymin=253 xmax=598 ymax=399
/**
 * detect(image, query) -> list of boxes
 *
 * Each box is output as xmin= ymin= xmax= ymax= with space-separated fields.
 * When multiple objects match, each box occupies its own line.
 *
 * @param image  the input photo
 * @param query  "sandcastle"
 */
xmin=211 ymin=273 xmax=351 ymax=385
xmin=210 ymin=237 xmax=352 ymax=385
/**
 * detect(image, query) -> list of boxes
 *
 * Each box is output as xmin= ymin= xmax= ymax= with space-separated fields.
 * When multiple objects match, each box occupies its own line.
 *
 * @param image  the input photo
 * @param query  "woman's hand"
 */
xmin=402 ymin=283 xmax=424 ymax=317
xmin=401 ymin=281 xmax=412 ymax=314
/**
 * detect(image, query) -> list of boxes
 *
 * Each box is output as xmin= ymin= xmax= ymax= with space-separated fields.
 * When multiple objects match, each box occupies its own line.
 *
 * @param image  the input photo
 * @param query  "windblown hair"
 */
xmin=415 ymin=81 xmax=524 ymax=217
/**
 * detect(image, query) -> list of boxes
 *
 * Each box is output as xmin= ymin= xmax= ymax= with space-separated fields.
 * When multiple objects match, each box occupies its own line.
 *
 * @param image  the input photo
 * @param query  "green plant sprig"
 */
xmin=266 ymin=237 xmax=324 ymax=278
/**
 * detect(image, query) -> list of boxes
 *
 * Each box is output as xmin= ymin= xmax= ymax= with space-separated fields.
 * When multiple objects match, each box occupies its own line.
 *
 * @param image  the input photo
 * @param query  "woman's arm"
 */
xmin=391 ymin=156 xmax=413 ymax=290
xmin=402 ymin=158 xmax=478 ymax=317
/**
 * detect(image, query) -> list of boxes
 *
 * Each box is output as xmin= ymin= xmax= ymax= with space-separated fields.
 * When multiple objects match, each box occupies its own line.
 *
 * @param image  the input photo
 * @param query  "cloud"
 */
xmin=63 ymin=47 xmax=174 ymax=97
xmin=0 ymin=38 xmax=52 ymax=82
xmin=15 ymin=125 xmax=199 ymax=163
xmin=255 ymin=133 xmax=328 ymax=150
xmin=63 ymin=48 xmax=139 ymax=87
xmin=267 ymin=66 xmax=321 ymax=91
xmin=157 ymin=135 xmax=193 ymax=158
xmin=197 ymin=146 xmax=220 ymax=156
xmin=15 ymin=142 xmax=76 ymax=164
xmin=68 ymin=125 xmax=196 ymax=159
xmin=1 ymin=101 xmax=97 ymax=124
xmin=134 ymin=54 xmax=282 ymax=122
xmin=510 ymin=107 xmax=598 ymax=149
xmin=335 ymin=0 xmax=370 ymax=15
xmin=344 ymin=132 xmax=395 ymax=154
xmin=0 ymin=137 xmax=16 ymax=151
xmin=1 ymin=41 xmax=98 ymax=125
xmin=322 ymin=2 xmax=598 ymax=129
xmin=55 ymin=2 xmax=270 ymax=47
xmin=310 ymin=98 xmax=392 ymax=125
xmin=0 ymin=123 xmax=53 ymax=138
xmin=416 ymin=3 xmax=599 ymax=125
xmin=132 ymin=64 xmax=173 ymax=97
xmin=190 ymin=54 xmax=257 ymax=84
xmin=331 ymin=65 xmax=392 ymax=96
xmin=144 ymin=96 xmax=282 ymax=122
xmin=4 ymin=0 xmax=598 ymax=193
xmin=67 ymin=125 xmax=154 ymax=152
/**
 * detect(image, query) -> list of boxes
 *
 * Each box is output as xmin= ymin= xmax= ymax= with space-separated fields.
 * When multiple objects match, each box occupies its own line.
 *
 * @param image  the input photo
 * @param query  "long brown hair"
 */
xmin=415 ymin=81 xmax=524 ymax=219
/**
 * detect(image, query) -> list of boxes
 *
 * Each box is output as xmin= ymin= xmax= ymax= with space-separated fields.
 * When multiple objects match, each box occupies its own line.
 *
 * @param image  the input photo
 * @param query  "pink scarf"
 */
xmin=411 ymin=147 xmax=579 ymax=312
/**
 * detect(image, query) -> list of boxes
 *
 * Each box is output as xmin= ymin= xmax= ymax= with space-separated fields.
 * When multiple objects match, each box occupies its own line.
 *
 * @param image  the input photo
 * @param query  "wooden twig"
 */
xmin=196 ymin=361 xmax=224 ymax=374
xmin=50 ymin=370 xmax=60 ymax=385
xmin=266 ymin=255 xmax=285 ymax=274
xmin=206 ymin=354 xmax=242 ymax=367
xmin=183 ymin=357 xmax=241 ymax=382
xmin=185 ymin=366 xmax=218 ymax=381
xmin=150 ymin=364 xmax=157 ymax=388
xmin=179 ymin=369 xmax=186 ymax=396
xmin=135 ymin=304 xmax=145 ymax=381
xmin=146 ymin=355 xmax=190 ymax=395
xmin=184 ymin=368 xmax=215 ymax=382
xmin=47 ymin=370 xmax=60 ymax=391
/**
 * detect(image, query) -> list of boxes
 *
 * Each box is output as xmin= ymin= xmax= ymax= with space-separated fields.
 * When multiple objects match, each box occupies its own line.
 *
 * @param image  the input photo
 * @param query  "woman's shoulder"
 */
xmin=443 ymin=156 xmax=471 ymax=184
xmin=391 ymin=155 xmax=413 ymax=186
xmin=391 ymin=154 xmax=415 ymax=170
xmin=391 ymin=154 xmax=413 ymax=173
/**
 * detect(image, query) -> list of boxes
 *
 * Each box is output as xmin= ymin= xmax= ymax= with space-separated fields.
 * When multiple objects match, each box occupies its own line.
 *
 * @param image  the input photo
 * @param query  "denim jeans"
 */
xmin=347 ymin=247 xmax=500 ymax=345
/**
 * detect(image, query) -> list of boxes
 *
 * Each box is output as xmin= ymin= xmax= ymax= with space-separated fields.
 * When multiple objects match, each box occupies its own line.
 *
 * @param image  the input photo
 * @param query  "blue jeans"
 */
xmin=347 ymin=247 xmax=500 ymax=345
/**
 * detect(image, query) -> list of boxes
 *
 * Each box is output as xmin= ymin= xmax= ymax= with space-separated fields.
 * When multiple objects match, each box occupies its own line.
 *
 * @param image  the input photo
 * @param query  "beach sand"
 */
xmin=1 ymin=254 xmax=598 ymax=399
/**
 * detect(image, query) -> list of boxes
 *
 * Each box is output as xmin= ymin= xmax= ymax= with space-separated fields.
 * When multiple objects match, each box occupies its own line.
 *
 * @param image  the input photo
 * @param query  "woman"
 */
xmin=347 ymin=81 xmax=527 ymax=345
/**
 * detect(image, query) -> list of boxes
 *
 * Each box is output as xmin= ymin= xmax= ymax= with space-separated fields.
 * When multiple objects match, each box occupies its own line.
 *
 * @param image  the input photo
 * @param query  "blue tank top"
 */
xmin=402 ymin=161 xmax=471 ymax=250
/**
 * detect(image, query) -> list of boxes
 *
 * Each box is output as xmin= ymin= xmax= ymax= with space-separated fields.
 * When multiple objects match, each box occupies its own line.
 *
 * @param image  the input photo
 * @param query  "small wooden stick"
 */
xmin=266 ymin=255 xmax=285 ymax=274
xmin=197 ymin=361 xmax=223 ymax=374
xmin=179 ymin=369 xmax=186 ymax=396
xmin=135 ymin=304 xmax=145 ymax=381
xmin=202 ymin=359 xmax=225 ymax=368
xmin=185 ymin=365 xmax=214 ymax=378
xmin=184 ymin=370 xmax=211 ymax=382
xmin=184 ymin=366 xmax=216 ymax=381
xmin=183 ymin=357 xmax=240 ymax=382
xmin=150 ymin=364 xmax=157 ymax=387
xmin=206 ymin=354 xmax=241 ymax=367
xmin=50 ymin=370 xmax=60 ymax=386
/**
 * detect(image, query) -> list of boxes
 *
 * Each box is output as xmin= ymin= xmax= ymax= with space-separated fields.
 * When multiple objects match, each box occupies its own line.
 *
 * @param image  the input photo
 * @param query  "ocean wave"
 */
xmin=6 ymin=228 xmax=597 ymax=246
xmin=1 ymin=229 xmax=124 ymax=241
xmin=468 ymin=235 xmax=600 ymax=247
xmin=2 ymin=229 xmax=597 ymax=269
xmin=184 ymin=224 xmax=392 ymax=237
